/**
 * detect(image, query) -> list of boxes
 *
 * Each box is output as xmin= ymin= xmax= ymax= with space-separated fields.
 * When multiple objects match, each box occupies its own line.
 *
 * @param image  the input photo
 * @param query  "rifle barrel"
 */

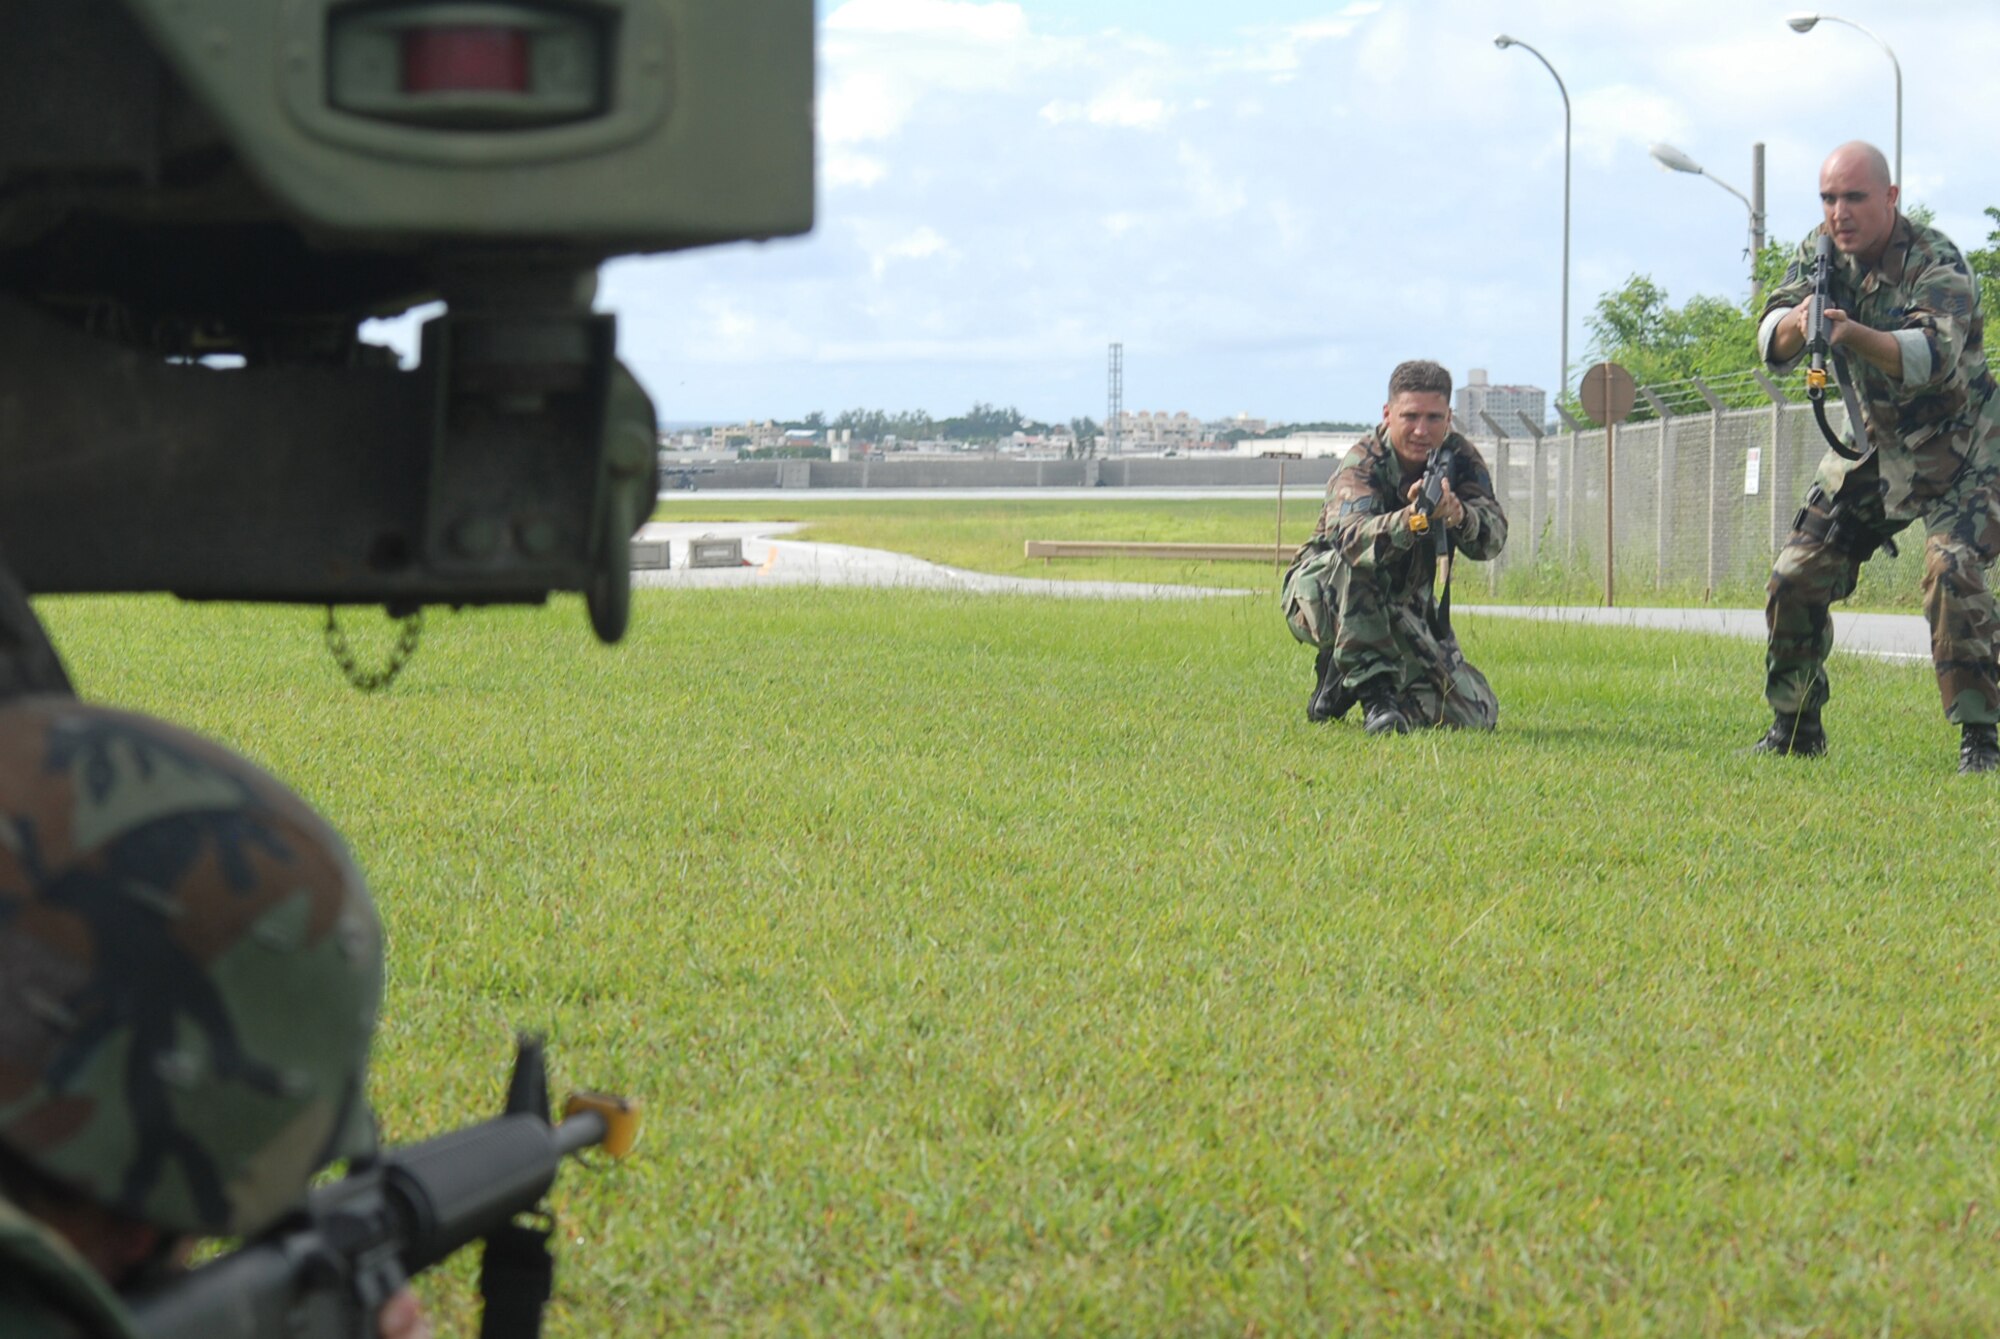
xmin=128 ymin=1107 xmax=625 ymax=1339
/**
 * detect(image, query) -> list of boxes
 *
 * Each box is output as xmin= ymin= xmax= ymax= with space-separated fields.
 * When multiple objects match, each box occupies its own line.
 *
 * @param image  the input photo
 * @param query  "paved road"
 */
xmin=631 ymin=522 xmax=1258 ymax=599
xmin=1461 ymin=604 xmax=1928 ymax=662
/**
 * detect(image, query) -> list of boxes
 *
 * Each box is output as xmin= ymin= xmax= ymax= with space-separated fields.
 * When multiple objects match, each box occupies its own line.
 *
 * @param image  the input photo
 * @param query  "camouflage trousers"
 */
xmin=1282 ymin=545 xmax=1498 ymax=729
xmin=1766 ymin=461 xmax=2000 ymax=724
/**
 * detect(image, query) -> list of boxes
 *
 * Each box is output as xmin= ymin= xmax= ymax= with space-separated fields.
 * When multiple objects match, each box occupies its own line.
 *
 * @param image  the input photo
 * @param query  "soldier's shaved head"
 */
xmin=1818 ymin=140 xmax=1899 ymax=262
xmin=1823 ymin=141 xmax=1892 ymax=190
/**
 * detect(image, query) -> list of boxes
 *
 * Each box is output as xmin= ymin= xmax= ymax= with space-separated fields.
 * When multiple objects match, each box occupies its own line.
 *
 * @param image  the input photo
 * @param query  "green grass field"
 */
xmin=34 ymin=576 xmax=1999 ymax=1335
xmin=652 ymin=494 xmax=1932 ymax=611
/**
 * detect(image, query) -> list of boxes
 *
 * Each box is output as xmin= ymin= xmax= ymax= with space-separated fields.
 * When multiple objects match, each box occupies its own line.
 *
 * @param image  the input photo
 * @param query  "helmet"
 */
xmin=0 ymin=697 xmax=383 ymax=1237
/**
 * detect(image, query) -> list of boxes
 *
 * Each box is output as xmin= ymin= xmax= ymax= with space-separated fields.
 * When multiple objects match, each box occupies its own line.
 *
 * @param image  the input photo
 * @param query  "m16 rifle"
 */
xmin=1805 ymin=231 xmax=1872 ymax=463
xmin=0 ymin=0 xmax=812 ymax=686
xmin=128 ymin=1036 xmax=638 ymax=1339
xmin=1405 ymin=438 xmax=1462 ymax=635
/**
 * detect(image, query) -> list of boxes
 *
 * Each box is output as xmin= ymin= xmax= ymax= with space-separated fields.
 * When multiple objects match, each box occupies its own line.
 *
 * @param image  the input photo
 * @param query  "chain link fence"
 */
xmin=1461 ymin=370 xmax=1925 ymax=606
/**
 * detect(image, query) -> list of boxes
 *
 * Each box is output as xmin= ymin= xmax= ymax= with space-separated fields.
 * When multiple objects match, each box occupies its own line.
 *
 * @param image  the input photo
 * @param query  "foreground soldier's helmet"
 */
xmin=0 ymin=696 xmax=383 ymax=1237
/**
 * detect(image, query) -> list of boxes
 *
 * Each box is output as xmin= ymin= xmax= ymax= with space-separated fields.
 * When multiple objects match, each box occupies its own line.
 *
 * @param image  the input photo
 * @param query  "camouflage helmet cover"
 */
xmin=0 ymin=697 xmax=383 ymax=1237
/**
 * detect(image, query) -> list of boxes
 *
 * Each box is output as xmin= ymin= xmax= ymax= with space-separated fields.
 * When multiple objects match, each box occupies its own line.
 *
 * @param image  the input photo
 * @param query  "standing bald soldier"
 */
xmin=1757 ymin=141 xmax=2000 ymax=773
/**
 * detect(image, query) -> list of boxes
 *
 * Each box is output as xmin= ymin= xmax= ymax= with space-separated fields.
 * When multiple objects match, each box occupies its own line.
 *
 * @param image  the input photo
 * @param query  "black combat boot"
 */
xmin=1960 ymin=722 xmax=1999 ymax=774
xmin=1359 ymin=676 xmax=1408 ymax=736
xmin=1307 ymin=647 xmax=1353 ymax=723
xmin=1752 ymin=710 xmax=1826 ymax=757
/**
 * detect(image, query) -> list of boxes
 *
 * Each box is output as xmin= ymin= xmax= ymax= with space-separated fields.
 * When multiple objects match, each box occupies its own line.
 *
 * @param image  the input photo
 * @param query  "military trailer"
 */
xmin=0 ymin=0 xmax=812 ymax=648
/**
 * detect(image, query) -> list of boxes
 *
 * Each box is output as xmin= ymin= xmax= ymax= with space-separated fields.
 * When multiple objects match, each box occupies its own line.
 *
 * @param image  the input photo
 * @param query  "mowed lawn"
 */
xmin=35 ymin=584 xmax=2000 ymax=1335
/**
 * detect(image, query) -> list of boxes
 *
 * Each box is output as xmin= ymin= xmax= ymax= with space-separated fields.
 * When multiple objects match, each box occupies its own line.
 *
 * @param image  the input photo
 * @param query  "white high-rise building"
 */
xmin=1456 ymin=368 xmax=1547 ymax=435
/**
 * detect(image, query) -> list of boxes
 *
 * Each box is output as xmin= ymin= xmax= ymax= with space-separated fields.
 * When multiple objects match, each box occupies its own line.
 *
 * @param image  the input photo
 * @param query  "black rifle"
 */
xmin=1805 ymin=231 xmax=1872 ymax=463
xmin=1406 ymin=439 xmax=1462 ymax=635
xmin=128 ymin=1037 xmax=637 ymax=1339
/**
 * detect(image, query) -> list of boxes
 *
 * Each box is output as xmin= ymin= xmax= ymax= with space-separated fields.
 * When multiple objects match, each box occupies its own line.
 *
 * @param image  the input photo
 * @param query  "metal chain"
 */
xmin=322 ymin=606 xmax=423 ymax=693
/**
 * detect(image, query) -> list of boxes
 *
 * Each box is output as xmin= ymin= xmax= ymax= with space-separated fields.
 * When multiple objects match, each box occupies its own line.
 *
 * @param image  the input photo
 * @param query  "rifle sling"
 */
xmin=478 ymin=1219 xmax=557 ymax=1339
xmin=1813 ymin=350 xmax=1873 ymax=464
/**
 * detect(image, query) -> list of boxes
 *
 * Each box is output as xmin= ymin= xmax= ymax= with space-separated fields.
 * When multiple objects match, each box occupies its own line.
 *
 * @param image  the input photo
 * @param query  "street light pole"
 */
xmin=1786 ymin=13 xmax=1902 ymax=188
xmin=1648 ymin=141 xmax=1767 ymax=299
xmin=1495 ymin=34 xmax=1570 ymax=404
xmin=1751 ymin=142 xmax=1765 ymax=257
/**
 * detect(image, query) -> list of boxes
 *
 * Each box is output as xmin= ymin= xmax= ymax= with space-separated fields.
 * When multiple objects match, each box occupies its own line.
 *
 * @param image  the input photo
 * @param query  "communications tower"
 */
xmin=1106 ymin=342 xmax=1123 ymax=456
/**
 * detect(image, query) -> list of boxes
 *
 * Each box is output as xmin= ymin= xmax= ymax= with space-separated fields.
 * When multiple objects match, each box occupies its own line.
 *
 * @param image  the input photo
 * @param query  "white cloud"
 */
xmin=818 ymin=73 xmax=914 ymax=146
xmin=824 ymin=0 xmax=1027 ymax=41
xmin=820 ymin=0 xmax=1070 ymax=146
xmin=1041 ymin=87 xmax=1169 ymax=130
xmin=1573 ymin=85 xmax=1693 ymax=170
xmin=869 ymin=226 xmax=958 ymax=279
xmin=1177 ymin=142 xmax=1246 ymax=217
xmin=1224 ymin=5 xmax=1381 ymax=81
xmin=825 ymin=152 xmax=889 ymax=189
xmin=1087 ymin=90 xmax=1170 ymax=128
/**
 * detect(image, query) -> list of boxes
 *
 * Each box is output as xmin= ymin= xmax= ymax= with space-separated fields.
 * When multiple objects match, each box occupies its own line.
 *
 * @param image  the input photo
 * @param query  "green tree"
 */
xmin=937 ymin=402 xmax=1025 ymax=443
xmin=1572 ymin=236 xmax=1797 ymax=422
xmin=1282 ymin=420 xmax=1372 ymax=435
xmin=1068 ymin=415 xmax=1099 ymax=457
xmin=1966 ymin=207 xmax=2000 ymax=326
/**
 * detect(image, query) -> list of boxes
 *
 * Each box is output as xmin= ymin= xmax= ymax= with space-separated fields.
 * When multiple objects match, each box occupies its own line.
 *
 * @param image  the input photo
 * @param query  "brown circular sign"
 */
xmin=1579 ymin=361 xmax=1637 ymax=426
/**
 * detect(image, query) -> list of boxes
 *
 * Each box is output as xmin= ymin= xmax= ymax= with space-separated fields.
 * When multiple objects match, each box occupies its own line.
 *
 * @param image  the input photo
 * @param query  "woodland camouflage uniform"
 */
xmin=1282 ymin=426 xmax=1507 ymax=728
xmin=1762 ymin=213 xmax=2000 ymax=725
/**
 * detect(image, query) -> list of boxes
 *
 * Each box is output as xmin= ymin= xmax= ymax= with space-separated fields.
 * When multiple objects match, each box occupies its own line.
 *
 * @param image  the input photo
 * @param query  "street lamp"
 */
xmin=1648 ymin=141 xmax=1767 ymax=298
xmin=1786 ymin=13 xmax=1901 ymax=188
xmin=1495 ymin=33 xmax=1571 ymax=403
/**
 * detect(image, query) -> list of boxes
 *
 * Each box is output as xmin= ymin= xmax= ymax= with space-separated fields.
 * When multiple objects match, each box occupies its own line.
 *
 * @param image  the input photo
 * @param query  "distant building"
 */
xmin=709 ymin=419 xmax=788 ymax=452
xmin=1455 ymin=369 xmax=1546 ymax=435
xmin=1114 ymin=409 xmax=1210 ymax=451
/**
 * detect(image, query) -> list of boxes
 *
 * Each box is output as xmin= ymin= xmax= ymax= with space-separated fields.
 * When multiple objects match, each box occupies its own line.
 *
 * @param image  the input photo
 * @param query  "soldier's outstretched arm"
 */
xmin=1326 ymin=444 xmax=1416 ymax=570
xmin=1759 ymin=234 xmax=1819 ymax=370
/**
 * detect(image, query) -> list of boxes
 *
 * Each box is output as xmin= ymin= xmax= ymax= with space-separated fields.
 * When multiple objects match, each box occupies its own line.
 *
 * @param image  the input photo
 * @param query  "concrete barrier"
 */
xmin=688 ymin=536 xmax=746 ymax=568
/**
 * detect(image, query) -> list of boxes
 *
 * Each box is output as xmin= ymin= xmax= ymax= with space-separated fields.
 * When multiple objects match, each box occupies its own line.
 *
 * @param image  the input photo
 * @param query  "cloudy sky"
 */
xmin=593 ymin=0 xmax=2000 ymax=426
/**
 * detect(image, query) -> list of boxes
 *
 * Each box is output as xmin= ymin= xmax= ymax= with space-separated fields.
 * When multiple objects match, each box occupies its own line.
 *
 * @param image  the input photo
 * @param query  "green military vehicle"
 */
xmin=0 ymin=0 xmax=812 ymax=664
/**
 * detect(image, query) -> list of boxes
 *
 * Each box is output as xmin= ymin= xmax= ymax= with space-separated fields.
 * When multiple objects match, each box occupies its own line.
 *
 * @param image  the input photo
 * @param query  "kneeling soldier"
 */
xmin=1282 ymin=359 xmax=1508 ymax=733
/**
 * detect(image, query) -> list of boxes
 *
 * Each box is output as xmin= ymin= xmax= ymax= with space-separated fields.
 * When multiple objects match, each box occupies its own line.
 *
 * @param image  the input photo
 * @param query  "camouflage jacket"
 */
xmin=1307 ymin=427 xmax=1507 ymax=590
xmin=1761 ymin=214 xmax=2000 ymax=517
xmin=0 ymin=1197 xmax=135 ymax=1339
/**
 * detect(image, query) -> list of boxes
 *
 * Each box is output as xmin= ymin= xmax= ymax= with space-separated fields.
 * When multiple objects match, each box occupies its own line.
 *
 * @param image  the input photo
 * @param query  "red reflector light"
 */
xmin=402 ymin=27 xmax=530 ymax=94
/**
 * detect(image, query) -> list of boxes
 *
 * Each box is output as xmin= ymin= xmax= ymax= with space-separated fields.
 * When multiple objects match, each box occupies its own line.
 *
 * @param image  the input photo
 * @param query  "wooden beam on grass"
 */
xmin=1026 ymin=540 xmax=1294 ymax=563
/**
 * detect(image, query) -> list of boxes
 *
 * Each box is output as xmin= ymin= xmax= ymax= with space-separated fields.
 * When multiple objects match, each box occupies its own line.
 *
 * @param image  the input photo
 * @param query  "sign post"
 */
xmin=1579 ymin=361 xmax=1636 ymax=607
